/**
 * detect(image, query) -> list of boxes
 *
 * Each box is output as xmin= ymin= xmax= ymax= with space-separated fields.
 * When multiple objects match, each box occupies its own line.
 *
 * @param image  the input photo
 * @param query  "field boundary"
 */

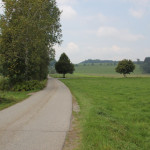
xmin=63 ymin=96 xmax=81 ymax=150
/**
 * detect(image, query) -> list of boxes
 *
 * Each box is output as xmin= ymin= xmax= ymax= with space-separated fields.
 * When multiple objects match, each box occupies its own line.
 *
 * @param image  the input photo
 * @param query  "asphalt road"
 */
xmin=0 ymin=77 xmax=72 ymax=150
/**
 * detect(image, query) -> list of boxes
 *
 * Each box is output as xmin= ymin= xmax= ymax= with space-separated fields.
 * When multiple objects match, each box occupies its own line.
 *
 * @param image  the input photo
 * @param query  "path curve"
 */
xmin=0 ymin=77 xmax=72 ymax=150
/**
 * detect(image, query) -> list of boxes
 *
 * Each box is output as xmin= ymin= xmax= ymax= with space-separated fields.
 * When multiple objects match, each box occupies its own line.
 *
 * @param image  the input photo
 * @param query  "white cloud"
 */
xmin=57 ymin=0 xmax=70 ymax=4
xmin=111 ymin=45 xmax=131 ymax=53
xmin=66 ymin=42 xmax=79 ymax=53
xmin=111 ymin=45 xmax=121 ymax=52
xmin=57 ymin=0 xmax=77 ymax=20
xmin=57 ymin=0 xmax=77 ymax=5
xmin=97 ymin=26 xmax=144 ymax=41
xmin=98 ymin=45 xmax=131 ymax=54
xmin=55 ymin=42 xmax=80 ymax=63
xmin=98 ymin=13 xmax=108 ymax=23
xmin=129 ymin=9 xmax=145 ymax=18
xmin=126 ymin=0 xmax=150 ymax=18
xmin=59 ymin=5 xmax=77 ymax=20
xmin=85 ymin=45 xmax=133 ymax=61
xmin=98 ymin=27 xmax=119 ymax=37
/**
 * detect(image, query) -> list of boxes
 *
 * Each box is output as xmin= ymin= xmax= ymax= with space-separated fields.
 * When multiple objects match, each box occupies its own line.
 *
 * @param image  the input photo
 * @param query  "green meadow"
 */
xmin=51 ymin=63 xmax=147 ymax=78
xmin=61 ymin=77 xmax=150 ymax=150
xmin=75 ymin=63 xmax=142 ymax=76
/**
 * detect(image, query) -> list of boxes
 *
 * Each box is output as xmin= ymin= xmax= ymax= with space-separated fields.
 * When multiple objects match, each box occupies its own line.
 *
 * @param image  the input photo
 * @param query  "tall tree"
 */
xmin=55 ymin=53 xmax=75 ymax=78
xmin=0 ymin=0 xmax=62 ymax=83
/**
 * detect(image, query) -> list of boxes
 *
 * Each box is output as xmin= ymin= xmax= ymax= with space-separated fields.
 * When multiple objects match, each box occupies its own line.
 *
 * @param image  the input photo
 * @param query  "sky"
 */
xmin=0 ymin=0 xmax=150 ymax=63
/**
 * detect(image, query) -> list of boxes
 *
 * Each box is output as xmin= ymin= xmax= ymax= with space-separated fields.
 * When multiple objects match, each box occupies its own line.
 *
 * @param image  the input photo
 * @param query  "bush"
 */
xmin=0 ymin=77 xmax=11 ymax=91
xmin=12 ymin=80 xmax=47 ymax=91
xmin=0 ymin=75 xmax=47 ymax=91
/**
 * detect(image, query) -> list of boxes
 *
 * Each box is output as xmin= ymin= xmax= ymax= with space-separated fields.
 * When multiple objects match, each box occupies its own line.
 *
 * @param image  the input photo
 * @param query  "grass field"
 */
xmin=61 ymin=77 xmax=150 ymax=150
xmin=75 ymin=63 xmax=142 ymax=75
xmin=50 ymin=63 xmax=146 ymax=78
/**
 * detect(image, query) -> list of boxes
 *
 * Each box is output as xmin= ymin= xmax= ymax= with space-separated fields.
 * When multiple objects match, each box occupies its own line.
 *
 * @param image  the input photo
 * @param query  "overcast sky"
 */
xmin=0 ymin=0 xmax=150 ymax=63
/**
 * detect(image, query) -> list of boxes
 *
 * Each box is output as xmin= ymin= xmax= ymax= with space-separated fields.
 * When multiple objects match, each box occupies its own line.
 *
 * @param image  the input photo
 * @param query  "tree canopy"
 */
xmin=0 ymin=0 xmax=62 ymax=83
xmin=115 ymin=59 xmax=135 ymax=77
xmin=55 ymin=53 xmax=74 ymax=78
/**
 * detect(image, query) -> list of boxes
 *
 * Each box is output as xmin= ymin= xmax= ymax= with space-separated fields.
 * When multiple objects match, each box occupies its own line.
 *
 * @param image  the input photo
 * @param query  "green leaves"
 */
xmin=116 ymin=59 xmax=135 ymax=77
xmin=55 ymin=53 xmax=75 ymax=78
xmin=0 ymin=0 xmax=62 ymax=83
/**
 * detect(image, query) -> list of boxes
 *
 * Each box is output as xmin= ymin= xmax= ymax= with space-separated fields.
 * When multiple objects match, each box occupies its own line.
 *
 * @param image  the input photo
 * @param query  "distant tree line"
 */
xmin=49 ymin=57 xmax=150 ymax=76
xmin=80 ymin=59 xmax=118 ymax=64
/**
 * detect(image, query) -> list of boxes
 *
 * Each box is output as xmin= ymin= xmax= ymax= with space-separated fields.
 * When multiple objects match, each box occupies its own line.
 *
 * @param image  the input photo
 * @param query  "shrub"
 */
xmin=0 ymin=75 xmax=47 ymax=91
xmin=0 ymin=77 xmax=11 ymax=91
xmin=12 ymin=80 xmax=47 ymax=91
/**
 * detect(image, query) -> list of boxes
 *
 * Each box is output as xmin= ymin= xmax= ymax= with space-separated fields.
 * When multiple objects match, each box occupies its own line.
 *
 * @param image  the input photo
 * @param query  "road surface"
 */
xmin=0 ymin=77 xmax=72 ymax=150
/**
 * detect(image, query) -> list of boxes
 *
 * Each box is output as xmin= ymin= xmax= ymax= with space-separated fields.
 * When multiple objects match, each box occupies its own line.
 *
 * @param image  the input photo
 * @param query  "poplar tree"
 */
xmin=0 ymin=0 xmax=62 ymax=83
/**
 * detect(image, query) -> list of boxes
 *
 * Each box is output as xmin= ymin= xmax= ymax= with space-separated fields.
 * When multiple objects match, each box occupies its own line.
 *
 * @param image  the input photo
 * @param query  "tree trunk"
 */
xmin=63 ymin=74 xmax=65 ymax=78
xmin=123 ymin=74 xmax=126 ymax=78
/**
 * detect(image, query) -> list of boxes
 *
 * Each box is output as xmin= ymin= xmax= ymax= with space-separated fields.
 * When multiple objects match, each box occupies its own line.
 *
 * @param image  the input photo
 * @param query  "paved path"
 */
xmin=0 ymin=78 xmax=72 ymax=150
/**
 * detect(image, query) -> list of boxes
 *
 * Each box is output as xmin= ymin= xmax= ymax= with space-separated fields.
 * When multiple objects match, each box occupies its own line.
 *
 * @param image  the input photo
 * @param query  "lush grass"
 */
xmin=75 ymin=63 xmax=142 ymax=75
xmin=61 ymin=77 xmax=150 ymax=150
xmin=0 ymin=91 xmax=32 ymax=110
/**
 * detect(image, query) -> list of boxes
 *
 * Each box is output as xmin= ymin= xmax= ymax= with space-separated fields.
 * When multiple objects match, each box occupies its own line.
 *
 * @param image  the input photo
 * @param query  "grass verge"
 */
xmin=0 ymin=91 xmax=34 ymax=111
xmin=61 ymin=77 xmax=150 ymax=150
xmin=63 ymin=96 xmax=81 ymax=150
xmin=0 ymin=78 xmax=48 ymax=111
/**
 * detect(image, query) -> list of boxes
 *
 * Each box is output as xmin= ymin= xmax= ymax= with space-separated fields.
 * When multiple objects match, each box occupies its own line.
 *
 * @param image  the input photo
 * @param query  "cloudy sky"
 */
xmin=0 ymin=0 xmax=150 ymax=63
xmin=56 ymin=0 xmax=150 ymax=63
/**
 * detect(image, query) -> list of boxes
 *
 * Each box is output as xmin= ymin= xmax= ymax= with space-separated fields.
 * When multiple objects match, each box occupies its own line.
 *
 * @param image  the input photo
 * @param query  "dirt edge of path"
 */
xmin=63 ymin=96 xmax=81 ymax=150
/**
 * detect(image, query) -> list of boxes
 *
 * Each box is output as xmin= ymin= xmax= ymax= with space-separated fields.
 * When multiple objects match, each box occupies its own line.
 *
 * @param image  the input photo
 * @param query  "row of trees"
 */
xmin=53 ymin=55 xmax=134 ymax=78
xmin=53 ymin=56 xmax=150 ymax=78
xmin=0 ymin=0 xmax=62 ymax=84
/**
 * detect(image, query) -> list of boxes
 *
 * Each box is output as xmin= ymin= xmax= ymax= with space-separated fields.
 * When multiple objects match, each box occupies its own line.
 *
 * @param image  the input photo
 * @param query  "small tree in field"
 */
xmin=116 ymin=59 xmax=135 ymax=77
xmin=55 ymin=53 xmax=75 ymax=78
